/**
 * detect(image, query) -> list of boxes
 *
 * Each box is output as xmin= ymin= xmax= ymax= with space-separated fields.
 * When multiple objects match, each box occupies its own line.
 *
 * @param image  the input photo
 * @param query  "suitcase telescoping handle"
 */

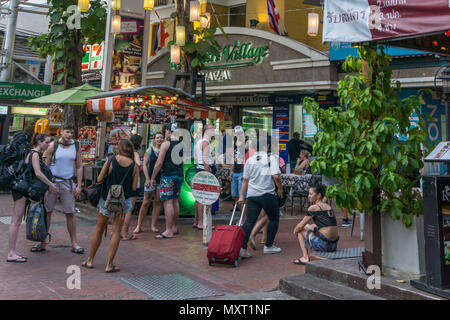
xmin=229 ymin=202 xmax=246 ymax=226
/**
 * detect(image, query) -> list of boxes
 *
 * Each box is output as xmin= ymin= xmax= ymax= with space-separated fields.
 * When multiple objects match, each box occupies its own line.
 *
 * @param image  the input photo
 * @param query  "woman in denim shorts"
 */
xmin=134 ymin=132 xmax=164 ymax=234
xmin=293 ymin=184 xmax=339 ymax=265
xmin=82 ymin=139 xmax=139 ymax=273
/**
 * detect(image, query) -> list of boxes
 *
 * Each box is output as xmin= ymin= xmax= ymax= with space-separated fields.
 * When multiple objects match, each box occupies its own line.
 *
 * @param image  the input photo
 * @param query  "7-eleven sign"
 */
xmin=81 ymin=45 xmax=91 ymax=70
xmin=90 ymin=43 xmax=104 ymax=70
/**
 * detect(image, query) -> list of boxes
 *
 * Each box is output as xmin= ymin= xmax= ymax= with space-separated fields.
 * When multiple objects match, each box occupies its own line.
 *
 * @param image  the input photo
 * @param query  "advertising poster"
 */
xmin=439 ymin=180 xmax=450 ymax=266
xmin=273 ymin=105 xmax=290 ymax=163
xmin=107 ymin=125 xmax=132 ymax=148
xmin=111 ymin=17 xmax=144 ymax=90
xmin=78 ymin=126 xmax=97 ymax=161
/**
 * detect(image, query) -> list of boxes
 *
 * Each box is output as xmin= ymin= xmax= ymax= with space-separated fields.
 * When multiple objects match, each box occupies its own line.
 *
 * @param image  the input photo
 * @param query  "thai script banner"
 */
xmin=323 ymin=0 xmax=450 ymax=43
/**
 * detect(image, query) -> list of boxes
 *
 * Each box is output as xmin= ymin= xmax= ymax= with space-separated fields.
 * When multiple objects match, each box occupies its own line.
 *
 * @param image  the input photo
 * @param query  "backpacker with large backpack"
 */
xmin=0 ymin=131 xmax=31 ymax=191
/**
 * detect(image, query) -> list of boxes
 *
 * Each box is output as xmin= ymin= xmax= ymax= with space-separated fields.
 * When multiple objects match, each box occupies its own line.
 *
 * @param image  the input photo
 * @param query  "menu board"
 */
xmin=78 ymin=126 xmax=97 ymax=161
xmin=111 ymin=18 xmax=144 ymax=90
xmin=425 ymin=141 xmax=450 ymax=162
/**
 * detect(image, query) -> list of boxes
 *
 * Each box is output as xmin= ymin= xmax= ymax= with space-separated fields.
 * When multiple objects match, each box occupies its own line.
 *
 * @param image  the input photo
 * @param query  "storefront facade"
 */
xmin=146 ymin=27 xmax=338 ymax=163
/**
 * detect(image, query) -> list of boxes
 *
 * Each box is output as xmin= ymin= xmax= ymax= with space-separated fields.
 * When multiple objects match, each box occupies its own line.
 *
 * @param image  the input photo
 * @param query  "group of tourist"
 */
xmin=7 ymin=124 xmax=341 ymax=272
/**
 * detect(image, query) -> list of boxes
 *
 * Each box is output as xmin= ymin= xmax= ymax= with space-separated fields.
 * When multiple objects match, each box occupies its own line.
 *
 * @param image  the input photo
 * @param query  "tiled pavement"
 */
xmin=0 ymin=194 xmax=363 ymax=300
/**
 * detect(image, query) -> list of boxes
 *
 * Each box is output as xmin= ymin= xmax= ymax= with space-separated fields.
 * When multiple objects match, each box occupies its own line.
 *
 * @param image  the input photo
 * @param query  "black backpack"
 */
xmin=0 ymin=131 xmax=30 ymax=191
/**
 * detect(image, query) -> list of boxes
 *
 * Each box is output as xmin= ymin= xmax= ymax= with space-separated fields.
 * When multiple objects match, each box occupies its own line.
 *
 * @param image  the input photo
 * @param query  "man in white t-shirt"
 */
xmin=237 ymin=137 xmax=283 ymax=258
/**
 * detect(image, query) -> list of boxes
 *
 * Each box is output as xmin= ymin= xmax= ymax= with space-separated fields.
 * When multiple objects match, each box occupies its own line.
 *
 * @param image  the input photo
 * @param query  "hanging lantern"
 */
xmin=111 ymin=0 xmax=121 ymax=10
xmin=307 ymin=13 xmax=319 ymax=36
xmin=170 ymin=45 xmax=181 ymax=64
xmin=78 ymin=0 xmax=89 ymax=12
xmin=176 ymin=26 xmax=186 ymax=46
xmin=200 ymin=12 xmax=210 ymax=28
xmin=189 ymin=1 xmax=200 ymax=22
xmin=111 ymin=15 xmax=121 ymax=34
xmin=143 ymin=0 xmax=154 ymax=10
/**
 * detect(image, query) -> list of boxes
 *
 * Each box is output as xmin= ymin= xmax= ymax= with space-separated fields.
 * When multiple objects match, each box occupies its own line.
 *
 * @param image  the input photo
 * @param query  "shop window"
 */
xmin=242 ymin=106 xmax=273 ymax=135
xmin=229 ymin=5 xmax=246 ymax=27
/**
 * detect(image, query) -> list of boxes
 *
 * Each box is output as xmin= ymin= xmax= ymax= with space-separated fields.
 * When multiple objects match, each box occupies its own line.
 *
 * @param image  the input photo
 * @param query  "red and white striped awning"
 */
xmin=86 ymin=96 xmax=125 ymax=113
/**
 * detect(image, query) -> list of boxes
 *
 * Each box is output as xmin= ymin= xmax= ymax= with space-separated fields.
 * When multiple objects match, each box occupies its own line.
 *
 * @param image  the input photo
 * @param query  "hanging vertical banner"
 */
xmin=111 ymin=17 xmax=144 ymax=90
xmin=273 ymin=105 xmax=290 ymax=163
xmin=323 ymin=0 xmax=450 ymax=43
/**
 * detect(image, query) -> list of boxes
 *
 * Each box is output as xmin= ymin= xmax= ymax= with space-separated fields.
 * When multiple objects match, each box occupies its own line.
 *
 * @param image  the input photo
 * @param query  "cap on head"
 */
xmin=293 ymin=132 xmax=300 ymax=138
xmin=234 ymin=125 xmax=244 ymax=134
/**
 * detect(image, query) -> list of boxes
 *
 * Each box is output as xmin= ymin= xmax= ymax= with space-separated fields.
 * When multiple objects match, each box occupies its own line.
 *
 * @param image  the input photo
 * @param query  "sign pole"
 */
xmin=202 ymin=205 xmax=212 ymax=246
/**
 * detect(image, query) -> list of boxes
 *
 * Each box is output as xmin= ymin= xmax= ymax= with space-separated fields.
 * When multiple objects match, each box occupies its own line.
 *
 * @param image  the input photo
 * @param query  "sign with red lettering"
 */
xmin=323 ymin=0 xmax=450 ymax=43
xmin=191 ymin=171 xmax=221 ymax=205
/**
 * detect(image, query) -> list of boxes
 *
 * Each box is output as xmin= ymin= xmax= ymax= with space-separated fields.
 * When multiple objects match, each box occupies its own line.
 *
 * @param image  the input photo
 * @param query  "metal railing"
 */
xmin=155 ymin=0 xmax=175 ymax=7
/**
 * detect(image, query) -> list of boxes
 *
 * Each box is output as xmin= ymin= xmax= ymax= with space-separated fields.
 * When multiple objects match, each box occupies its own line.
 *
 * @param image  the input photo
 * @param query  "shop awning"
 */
xmin=86 ymin=85 xmax=224 ymax=120
xmin=86 ymin=96 xmax=125 ymax=112
xmin=322 ymin=0 xmax=450 ymax=54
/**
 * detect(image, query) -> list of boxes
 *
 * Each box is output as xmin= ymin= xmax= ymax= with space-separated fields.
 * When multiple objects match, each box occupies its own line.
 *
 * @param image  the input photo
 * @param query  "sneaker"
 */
xmin=239 ymin=248 xmax=252 ymax=258
xmin=263 ymin=245 xmax=282 ymax=255
xmin=342 ymin=219 xmax=352 ymax=227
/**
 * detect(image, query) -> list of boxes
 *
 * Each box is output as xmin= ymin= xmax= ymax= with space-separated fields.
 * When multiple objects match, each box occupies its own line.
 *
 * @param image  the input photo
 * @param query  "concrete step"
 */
xmin=305 ymin=258 xmax=444 ymax=300
xmin=279 ymin=274 xmax=385 ymax=300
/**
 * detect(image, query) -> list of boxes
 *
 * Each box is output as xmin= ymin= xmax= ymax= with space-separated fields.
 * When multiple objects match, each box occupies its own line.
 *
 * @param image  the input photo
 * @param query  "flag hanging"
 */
xmin=152 ymin=21 xmax=169 ymax=56
xmin=267 ymin=0 xmax=286 ymax=36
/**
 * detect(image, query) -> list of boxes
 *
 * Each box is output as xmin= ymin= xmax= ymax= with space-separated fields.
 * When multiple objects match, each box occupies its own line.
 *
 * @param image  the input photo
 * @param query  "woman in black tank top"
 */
xmin=292 ymin=184 xmax=339 ymax=265
xmin=83 ymin=139 xmax=139 ymax=273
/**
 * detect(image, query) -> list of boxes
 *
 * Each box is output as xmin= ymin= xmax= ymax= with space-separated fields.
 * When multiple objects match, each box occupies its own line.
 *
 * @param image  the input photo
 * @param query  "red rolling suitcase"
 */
xmin=207 ymin=202 xmax=245 ymax=267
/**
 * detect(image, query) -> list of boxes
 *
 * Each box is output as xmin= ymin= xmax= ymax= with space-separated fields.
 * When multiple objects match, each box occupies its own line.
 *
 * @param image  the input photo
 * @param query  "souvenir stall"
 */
xmin=86 ymin=85 xmax=225 ymax=215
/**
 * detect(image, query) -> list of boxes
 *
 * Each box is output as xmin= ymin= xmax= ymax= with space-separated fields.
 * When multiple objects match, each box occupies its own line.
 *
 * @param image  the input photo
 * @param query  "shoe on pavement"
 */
xmin=239 ymin=248 xmax=252 ymax=258
xmin=342 ymin=219 xmax=352 ymax=227
xmin=264 ymin=245 xmax=282 ymax=255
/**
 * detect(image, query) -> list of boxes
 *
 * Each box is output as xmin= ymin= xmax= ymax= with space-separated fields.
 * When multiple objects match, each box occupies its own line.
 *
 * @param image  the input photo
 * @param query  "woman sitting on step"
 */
xmin=293 ymin=184 xmax=339 ymax=265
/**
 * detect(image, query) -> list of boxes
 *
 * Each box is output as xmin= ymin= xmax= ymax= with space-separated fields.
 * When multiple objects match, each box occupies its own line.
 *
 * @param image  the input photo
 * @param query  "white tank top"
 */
xmin=195 ymin=138 xmax=213 ymax=169
xmin=50 ymin=140 xmax=76 ymax=181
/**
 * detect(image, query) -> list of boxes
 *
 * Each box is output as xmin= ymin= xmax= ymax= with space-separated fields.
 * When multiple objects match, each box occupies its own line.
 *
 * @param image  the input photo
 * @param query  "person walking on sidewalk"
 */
xmin=151 ymin=123 xmax=184 ymax=239
xmin=229 ymin=126 xmax=246 ymax=216
xmin=193 ymin=124 xmax=215 ymax=230
xmin=7 ymin=133 xmax=56 ymax=263
xmin=32 ymin=125 xmax=84 ymax=254
xmin=238 ymin=137 xmax=283 ymax=258
xmin=293 ymin=184 xmax=339 ymax=265
xmin=82 ymin=139 xmax=138 ymax=273
xmin=133 ymin=132 xmax=164 ymax=234
xmin=120 ymin=134 xmax=143 ymax=240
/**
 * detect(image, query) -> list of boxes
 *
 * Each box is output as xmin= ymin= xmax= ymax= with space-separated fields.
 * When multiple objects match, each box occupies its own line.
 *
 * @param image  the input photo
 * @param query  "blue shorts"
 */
xmin=98 ymin=197 xmax=133 ymax=216
xmin=306 ymin=229 xmax=338 ymax=252
xmin=231 ymin=172 xmax=247 ymax=198
xmin=160 ymin=175 xmax=183 ymax=200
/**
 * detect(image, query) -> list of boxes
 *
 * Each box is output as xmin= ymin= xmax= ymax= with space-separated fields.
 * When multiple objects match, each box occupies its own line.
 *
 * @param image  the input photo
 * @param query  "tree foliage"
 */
xmin=28 ymin=0 xmax=107 ymax=88
xmin=303 ymin=45 xmax=434 ymax=228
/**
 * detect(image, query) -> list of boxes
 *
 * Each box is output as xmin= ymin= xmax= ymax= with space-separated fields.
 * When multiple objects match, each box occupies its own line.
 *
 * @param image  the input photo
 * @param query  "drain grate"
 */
xmin=314 ymin=247 xmax=364 ymax=259
xmin=120 ymin=274 xmax=224 ymax=300
xmin=0 ymin=216 xmax=25 ymax=225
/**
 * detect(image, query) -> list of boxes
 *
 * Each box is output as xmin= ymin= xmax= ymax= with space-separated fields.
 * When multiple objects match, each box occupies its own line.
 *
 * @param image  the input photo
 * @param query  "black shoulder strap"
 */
xmin=51 ymin=140 xmax=59 ymax=164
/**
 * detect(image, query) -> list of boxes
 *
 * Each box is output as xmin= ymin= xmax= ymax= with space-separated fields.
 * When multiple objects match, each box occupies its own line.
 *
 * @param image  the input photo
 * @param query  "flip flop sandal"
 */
xmin=30 ymin=244 xmax=46 ymax=253
xmin=105 ymin=266 xmax=120 ymax=273
xmin=81 ymin=261 xmax=94 ymax=269
xmin=293 ymin=258 xmax=308 ymax=265
xmin=155 ymin=233 xmax=173 ymax=239
xmin=6 ymin=256 xmax=27 ymax=263
xmin=121 ymin=234 xmax=138 ymax=241
xmin=71 ymin=246 xmax=85 ymax=254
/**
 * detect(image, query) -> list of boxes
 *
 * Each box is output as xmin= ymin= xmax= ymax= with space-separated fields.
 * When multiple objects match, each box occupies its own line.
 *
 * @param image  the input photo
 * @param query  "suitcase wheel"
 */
xmin=208 ymin=261 xmax=212 ymax=266
xmin=233 ymin=260 xmax=238 ymax=268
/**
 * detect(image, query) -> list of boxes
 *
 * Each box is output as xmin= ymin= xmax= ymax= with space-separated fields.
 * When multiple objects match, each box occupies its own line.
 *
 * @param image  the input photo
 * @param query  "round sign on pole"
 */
xmin=191 ymin=171 xmax=221 ymax=205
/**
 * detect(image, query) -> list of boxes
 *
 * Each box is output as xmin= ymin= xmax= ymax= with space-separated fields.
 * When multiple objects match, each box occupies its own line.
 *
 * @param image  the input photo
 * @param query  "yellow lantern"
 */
xmin=143 ymin=0 xmax=154 ymax=10
xmin=170 ymin=45 xmax=181 ymax=64
xmin=307 ymin=13 xmax=319 ymax=36
xmin=111 ymin=15 xmax=121 ymax=34
xmin=200 ymin=12 xmax=210 ymax=28
xmin=176 ymin=26 xmax=186 ymax=46
xmin=189 ymin=1 xmax=200 ymax=22
xmin=78 ymin=0 xmax=89 ymax=12
xmin=111 ymin=0 xmax=121 ymax=10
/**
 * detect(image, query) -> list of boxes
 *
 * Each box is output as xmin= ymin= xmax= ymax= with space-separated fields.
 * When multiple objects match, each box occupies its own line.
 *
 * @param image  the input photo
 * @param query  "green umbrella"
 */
xmin=28 ymin=83 xmax=105 ymax=105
